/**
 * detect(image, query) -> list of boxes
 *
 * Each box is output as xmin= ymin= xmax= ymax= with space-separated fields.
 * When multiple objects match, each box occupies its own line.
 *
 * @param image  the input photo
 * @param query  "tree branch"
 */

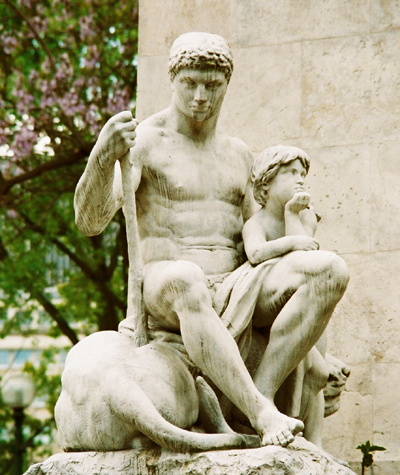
xmin=0 ymin=148 xmax=90 ymax=197
xmin=20 ymin=212 xmax=126 ymax=312
xmin=3 ymin=0 xmax=56 ymax=71
xmin=103 ymin=220 xmax=124 ymax=280
xmin=31 ymin=290 xmax=79 ymax=345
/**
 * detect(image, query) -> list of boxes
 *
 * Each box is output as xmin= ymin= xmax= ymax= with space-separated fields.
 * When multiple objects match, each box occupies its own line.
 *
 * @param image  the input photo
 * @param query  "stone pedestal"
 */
xmin=25 ymin=437 xmax=355 ymax=475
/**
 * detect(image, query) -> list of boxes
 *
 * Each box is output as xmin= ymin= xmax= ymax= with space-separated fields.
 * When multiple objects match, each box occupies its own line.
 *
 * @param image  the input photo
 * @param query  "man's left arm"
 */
xmin=241 ymin=148 xmax=256 ymax=223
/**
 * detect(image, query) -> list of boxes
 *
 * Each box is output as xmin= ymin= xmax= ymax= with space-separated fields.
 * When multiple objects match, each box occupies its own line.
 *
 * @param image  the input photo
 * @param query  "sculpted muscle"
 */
xmin=67 ymin=34 xmax=350 ymax=457
xmin=134 ymin=120 xmax=250 ymax=273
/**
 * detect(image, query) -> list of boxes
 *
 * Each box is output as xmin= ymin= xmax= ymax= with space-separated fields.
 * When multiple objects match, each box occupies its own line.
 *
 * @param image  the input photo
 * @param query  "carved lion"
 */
xmin=55 ymin=331 xmax=259 ymax=453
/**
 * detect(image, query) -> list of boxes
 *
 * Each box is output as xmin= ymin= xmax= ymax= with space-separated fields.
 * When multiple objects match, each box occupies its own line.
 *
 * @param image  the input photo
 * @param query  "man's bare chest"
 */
xmin=141 ymin=145 xmax=248 ymax=205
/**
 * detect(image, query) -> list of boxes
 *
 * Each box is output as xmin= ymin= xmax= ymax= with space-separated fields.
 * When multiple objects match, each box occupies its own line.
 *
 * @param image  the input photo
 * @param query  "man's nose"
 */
xmin=194 ymin=85 xmax=207 ymax=102
xmin=297 ymin=175 xmax=304 ymax=184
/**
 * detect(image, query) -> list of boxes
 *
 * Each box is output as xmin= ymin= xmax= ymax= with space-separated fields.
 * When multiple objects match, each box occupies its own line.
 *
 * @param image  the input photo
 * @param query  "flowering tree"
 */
xmin=0 ymin=0 xmax=138 ymax=469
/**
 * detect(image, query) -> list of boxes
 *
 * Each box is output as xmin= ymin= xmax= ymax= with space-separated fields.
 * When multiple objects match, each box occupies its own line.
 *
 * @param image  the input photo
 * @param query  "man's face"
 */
xmin=268 ymin=159 xmax=307 ymax=204
xmin=172 ymin=69 xmax=228 ymax=121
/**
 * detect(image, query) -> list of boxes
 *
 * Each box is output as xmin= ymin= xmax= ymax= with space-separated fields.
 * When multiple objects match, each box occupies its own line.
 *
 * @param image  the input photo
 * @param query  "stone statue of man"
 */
xmin=74 ymin=32 xmax=349 ymax=447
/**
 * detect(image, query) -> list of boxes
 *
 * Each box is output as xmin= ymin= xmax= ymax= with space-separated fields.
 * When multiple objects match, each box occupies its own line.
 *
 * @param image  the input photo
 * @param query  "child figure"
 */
xmin=243 ymin=144 xmax=319 ymax=269
xmin=216 ymin=144 xmax=348 ymax=458
xmin=242 ymin=144 xmax=326 ymax=448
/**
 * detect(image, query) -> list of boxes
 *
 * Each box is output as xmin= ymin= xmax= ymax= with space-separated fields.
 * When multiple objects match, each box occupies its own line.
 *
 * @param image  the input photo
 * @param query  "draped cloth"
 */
xmin=212 ymin=259 xmax=321 ymax=420
xmin=150 ymin=258 xmax=325 ymax=421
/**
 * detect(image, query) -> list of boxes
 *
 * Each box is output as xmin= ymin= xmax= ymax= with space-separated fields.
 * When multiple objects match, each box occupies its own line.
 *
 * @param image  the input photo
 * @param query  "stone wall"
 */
xmin=136 ymin=1 xmax=400 ymax=472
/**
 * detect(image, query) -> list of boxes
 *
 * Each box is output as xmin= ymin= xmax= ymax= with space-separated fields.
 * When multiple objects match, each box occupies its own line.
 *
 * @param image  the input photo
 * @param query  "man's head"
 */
xmin=168 ymin=33 xmax=233 ymax=122
xmin=168 ymin=32 xmax=233 ymax=83
xmin=252 ymin=145 xmax=310 ymax=206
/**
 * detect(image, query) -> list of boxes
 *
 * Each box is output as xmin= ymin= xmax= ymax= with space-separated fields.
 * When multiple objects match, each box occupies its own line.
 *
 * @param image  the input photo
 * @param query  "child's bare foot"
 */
xmin=253 ymin=401 xmax=304 ymax=447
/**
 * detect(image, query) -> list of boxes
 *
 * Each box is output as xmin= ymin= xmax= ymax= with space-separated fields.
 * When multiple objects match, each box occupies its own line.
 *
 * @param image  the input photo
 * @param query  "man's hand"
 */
xmin=285 ymin=192 xmax=311 ymax=214
xmin=118 ymin=316 xmax=149 ymax=348
xmin=291 ymin=235 xmax=319 ymax=252
xmin=96 ymin=111 xmax=138 ymax=169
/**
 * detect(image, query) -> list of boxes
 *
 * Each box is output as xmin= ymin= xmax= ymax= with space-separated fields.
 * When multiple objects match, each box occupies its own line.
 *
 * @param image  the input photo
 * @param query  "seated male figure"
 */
xmin=74 ymin=32 xmax=348 ymax=447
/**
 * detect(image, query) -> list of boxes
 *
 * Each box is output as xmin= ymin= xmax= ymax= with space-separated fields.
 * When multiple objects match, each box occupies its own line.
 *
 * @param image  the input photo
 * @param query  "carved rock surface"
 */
xmin=25 ymin=437 xmax=355 ymax=475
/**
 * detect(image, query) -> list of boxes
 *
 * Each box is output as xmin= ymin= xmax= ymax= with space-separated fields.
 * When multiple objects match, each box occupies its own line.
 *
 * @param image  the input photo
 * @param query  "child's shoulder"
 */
xmin=244 ymin=207 xmax=272 ymax=232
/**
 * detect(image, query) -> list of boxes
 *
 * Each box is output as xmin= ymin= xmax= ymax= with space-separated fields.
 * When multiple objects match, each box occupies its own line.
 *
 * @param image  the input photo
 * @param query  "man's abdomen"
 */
xmin=138 ymin=201 xmax=244 ymax=274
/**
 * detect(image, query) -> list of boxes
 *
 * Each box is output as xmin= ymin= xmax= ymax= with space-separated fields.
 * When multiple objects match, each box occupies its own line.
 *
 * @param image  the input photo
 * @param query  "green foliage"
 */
xmin=0 ymin=351 xmax=63 ymax=473
xmin=0 ymin=0 xmax=138 ymax=469
xmin=357 ymin=440 xmax=386 ymax=473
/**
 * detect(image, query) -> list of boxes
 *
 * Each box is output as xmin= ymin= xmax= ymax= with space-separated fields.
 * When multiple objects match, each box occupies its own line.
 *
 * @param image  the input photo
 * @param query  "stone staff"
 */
xmin=118 ymin=149 xmax=148 ymax=347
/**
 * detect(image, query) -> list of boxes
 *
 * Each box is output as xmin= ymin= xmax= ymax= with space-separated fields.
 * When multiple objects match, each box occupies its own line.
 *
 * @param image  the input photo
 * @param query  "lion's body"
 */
xmin=55 ymin=331 xmax=255 ymax=452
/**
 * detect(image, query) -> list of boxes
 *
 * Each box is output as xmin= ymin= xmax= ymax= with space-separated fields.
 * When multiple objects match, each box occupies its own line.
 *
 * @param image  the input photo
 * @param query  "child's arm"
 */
xmin=243 ymin=212 xmax=319 ymax=265
xmin=285 ymin=192 xmax=318 ymax=237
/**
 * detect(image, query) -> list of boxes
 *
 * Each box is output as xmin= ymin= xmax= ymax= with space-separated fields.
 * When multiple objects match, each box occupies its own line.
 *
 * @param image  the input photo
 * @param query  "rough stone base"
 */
xmin=25 ymin=437 xmax=355 ymax=475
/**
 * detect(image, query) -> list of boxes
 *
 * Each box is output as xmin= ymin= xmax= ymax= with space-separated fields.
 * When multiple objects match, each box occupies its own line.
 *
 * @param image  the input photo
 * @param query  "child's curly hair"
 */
xmin=252 ymin=145 xmax=310 ymax=206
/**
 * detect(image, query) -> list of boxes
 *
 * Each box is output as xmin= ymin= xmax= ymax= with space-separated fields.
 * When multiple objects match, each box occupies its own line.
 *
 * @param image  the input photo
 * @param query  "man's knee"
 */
xmin=144 ymin=260 xmax=211 ymax=315
xmin=164 ymin=260 xmax=207 ymax=294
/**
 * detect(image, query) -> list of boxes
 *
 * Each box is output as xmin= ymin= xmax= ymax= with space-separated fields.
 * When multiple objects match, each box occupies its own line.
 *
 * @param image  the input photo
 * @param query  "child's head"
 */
xmin=251 ymin=145 xmax=310 ymax=206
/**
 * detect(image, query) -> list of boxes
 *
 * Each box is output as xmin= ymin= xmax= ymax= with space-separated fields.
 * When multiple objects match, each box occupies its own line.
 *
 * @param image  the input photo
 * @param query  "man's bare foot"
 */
xmin=254 ymin=401 xmax=304 ymax=447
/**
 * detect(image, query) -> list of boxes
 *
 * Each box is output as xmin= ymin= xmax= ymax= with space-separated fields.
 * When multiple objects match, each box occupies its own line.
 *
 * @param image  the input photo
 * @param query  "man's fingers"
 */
xmin=125 ymin=119 xmax=139 ymax=131
xmin=114 ymin=110 xmax=133 ymax=122
xmin=120 ymin=125 xmax=137 ymax=144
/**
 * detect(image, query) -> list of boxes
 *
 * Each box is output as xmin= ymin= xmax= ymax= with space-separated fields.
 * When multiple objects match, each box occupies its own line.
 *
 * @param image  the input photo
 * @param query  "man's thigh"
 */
xmin=143 ymin=260 xmax=209 ymax=332
xmin=253 ymin=250 xmax=335 ymax=327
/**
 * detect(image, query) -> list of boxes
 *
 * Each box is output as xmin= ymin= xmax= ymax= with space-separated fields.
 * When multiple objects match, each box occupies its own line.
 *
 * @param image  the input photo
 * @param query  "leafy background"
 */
xmin=0 ymin=0 xmax=138 ymax=471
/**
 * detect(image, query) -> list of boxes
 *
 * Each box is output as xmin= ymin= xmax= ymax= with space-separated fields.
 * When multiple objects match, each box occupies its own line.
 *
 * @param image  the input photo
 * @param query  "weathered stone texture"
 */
xmin=370 ymin=141 xmax=400 ymax=252
xmin=306 ymin=144 xmax=371 ymax=254
xmin=373 ymin=363 xmax=400 ymax=459
xmin=139 ymin=0 xmax=235 ymax=56
xmin=135 ymin=1 xmax=400 ymax=472
xmin=301 ymin=36 xmax=372 ymax=148
xmin=235 ymin=0 xmax=370 ymax=46
xmin=136 ymin=55 xmax=169 ymax=120
xmin=219 ymin=44 xmax=302 ymax=151
xmin=323 ymin=364 xmax=373 ymax=461
xmin=325 ymin=253 xmax=372 ymax=365
xmin=25 ymin=438 xmax=355 ymax=475
xmin=370 ymin=0 xmax=400 ymax=32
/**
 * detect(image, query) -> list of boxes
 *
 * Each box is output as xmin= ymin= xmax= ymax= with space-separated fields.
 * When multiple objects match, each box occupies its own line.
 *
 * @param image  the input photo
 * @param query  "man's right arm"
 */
xmin=74 ymin=111 xmax=140 ymax=236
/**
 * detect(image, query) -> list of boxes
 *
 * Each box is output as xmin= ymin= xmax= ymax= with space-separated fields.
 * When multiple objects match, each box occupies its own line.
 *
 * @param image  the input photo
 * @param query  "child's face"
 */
xmin=267 ymin=159 xmax=307 ymax=205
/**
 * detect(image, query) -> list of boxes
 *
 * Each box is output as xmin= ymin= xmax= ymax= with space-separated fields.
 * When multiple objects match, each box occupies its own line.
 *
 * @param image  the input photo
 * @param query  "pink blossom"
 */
xmin=83 ymin=44 xmax=99 ymax=69
xmin=106 ymin=86 xmax=132 ymax=116
xmin=10 ymin=127 xmax=38 ymax=161
xmin=41 ymin=57 xmax=52 ymax=75
xmin=39 ymin=78 xmax=58 ymax=108
xmin=58 ymin=90 xmax=86 ymax=118
xmin=55 ymin=53 xmax=74 ymax=82
xmin=85 ymin=104 xmax=101 ymax=135
xmin=79 ymin=13 xmax=95 ymax=41
xmin=17 ymin=0 xmax=32 ymax=8
xmin=72 ymin=77 xmax=85 ymax=89
xmin=28 ymin=16 xmax=49 ymax=37
xmin=29 ymin=70 xmax=39 ymax=85
xmin=1 ymin=160 xmax=25 ymax=179
xmin=0 ymin=120 xmax=11 ymax=147
xmin=2 ymin=35 xmax=18 ymax=55
xmin=14 ymin=89 xmax=35 ymax=116
xmin=6 ymin=210 xmax=19 ymax=219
